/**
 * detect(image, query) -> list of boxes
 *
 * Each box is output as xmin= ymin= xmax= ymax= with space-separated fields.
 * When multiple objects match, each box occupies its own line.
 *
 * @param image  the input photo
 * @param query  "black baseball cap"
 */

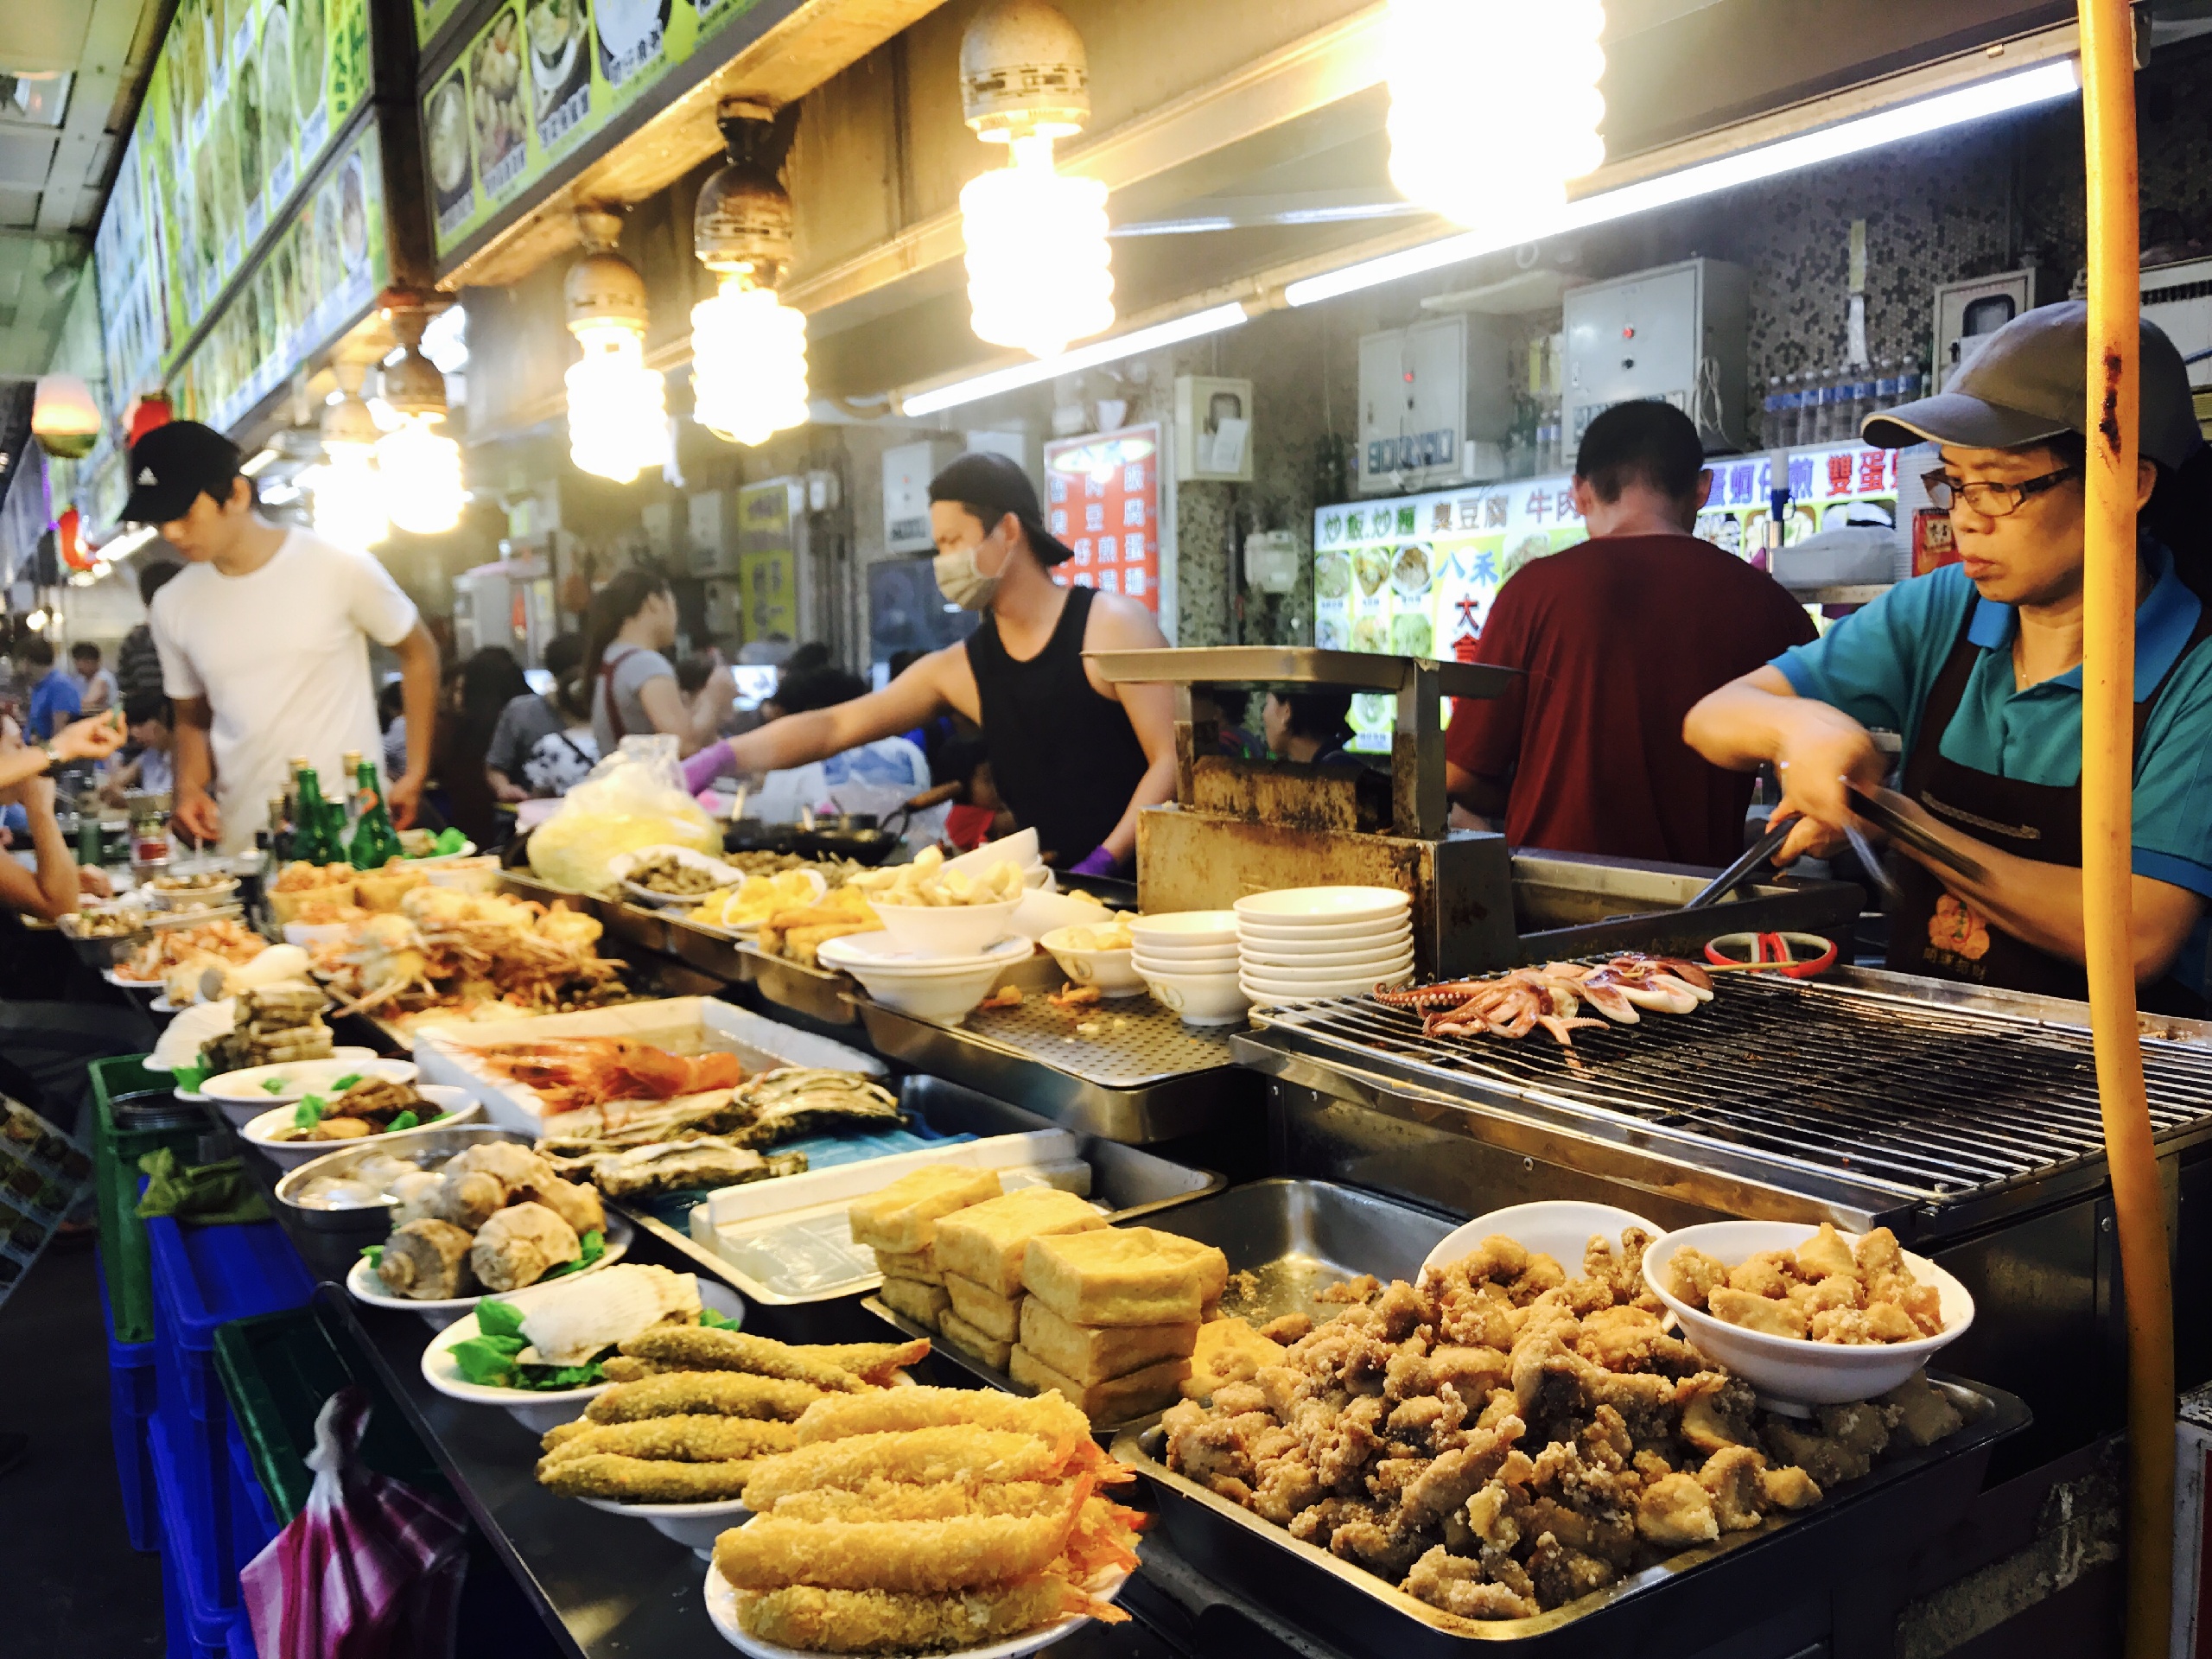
xmin=123 ymin=421 xmax=245 ymax=524
xmin=1863 ymin=301 xmax=2203 ymax=471
xmin=928 ymin=451 xmax=1075 ymax=566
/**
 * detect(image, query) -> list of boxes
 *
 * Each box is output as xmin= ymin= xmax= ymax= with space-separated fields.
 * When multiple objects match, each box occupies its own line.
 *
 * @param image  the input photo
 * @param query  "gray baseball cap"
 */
xmin=1862 ymin=300 xmax=2203 ymax=471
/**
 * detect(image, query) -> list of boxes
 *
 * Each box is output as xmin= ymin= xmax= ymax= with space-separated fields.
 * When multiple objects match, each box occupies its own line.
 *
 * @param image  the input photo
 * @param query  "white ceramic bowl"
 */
xmin=1132 ymin=948 xmax=1241 ymax=976
xmin=1642 ymin=1221 xmax=1974 ymax=1404
xmin=1241 ymin=974 xmax=1410 ymax=1006
xmin=241 ymin=1086 xmax=480 ymax=1170
xmin=205 ymin=1057 xmax=421 ymax=1125
xmin=866 ymin=895 xmax=1023 ymax=957
xmin=1011 ymin=887 xmax=1110 ymax=941
xmin=1039 ymin=927 xmax=1147 ymax=997
xmin=346 ymin=1213 xmax=635 ymax=1329
xmin=423 ymin=856 xmax=505 ymax=893
xmin=1421 ymin=1200 xmax=1663 ymax=1277
xmin=703 ymin=1559 xmax=1133 ymax=1656
xmin=946 ymin=827 xmax=1039 ymax=875
xmin=1234 ymin=886 xmax=1410 ymax=926
xmin=1130 ymin=935 xmax=1242 ymax=963
xmin=1236 ymin=912 xmax=1416 ymax=944
xmin=1141 ymin=968 xmax=1251 ymax=1027
xmin=818 ymin=933 xmax=1033 ymax=1024
xmin=147 ymin=874 xmax=241 ymax=909
xmin=1128 ymin=910 xmax=1239 ymax=948
xmin=586 ymin=1493 xmax=751 ymax=1560
xmin=421 ymin=1279 xmax=743 ymax=1435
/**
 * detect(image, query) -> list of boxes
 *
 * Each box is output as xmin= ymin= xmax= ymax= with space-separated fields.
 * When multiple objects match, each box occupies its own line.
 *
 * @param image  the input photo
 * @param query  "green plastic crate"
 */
xmin=90 ymin=1056 xmax=210 ymax=1346
xmin=214 ymin=1305 xmax=448 ymax=1522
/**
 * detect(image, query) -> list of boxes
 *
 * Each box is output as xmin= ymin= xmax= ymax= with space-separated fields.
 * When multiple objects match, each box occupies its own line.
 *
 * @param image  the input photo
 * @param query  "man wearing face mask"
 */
xmin=687 ymin=454 xmax=1177 ymax=873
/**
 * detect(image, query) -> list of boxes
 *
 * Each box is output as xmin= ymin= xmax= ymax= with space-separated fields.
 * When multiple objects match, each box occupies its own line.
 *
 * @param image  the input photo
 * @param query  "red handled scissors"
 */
xmin=1702 ymin=931 xmax=1839 ymax=978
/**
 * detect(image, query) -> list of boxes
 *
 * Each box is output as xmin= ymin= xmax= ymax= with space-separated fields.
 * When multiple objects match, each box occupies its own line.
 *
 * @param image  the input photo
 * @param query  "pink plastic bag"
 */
xmin=241 ymin=1387 xmax=470 ymax=1659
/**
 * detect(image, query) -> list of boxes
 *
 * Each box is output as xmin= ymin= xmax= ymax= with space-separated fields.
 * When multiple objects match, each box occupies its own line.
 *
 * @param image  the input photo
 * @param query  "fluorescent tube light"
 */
xmin=239 ymin=448 xmax=281 ymax=476
xmin=901 ymin=302 xmax=1250 ymax=416
xmin=1287 ymin=59 xmax=2080 ymax=308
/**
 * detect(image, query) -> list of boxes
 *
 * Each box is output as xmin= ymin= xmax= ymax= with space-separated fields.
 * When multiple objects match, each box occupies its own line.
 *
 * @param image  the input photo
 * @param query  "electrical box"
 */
xmin=1174 ymin=375 xmax=1255 ymax=481
xmin=2143 ymin=257 xmax=2212 ymax=394
xmin=1562 ymin=257 xmax=1749 ymax=451
xmin=1931 ymin=270 xmax=2036 ymax=393
xmin=702 ymin=578 xmax=742 ymax=640
xmin=687 ymin=490 xmax=739 ymax=576
xmin=1243 ymin=529 xmax=1300 ymax=594
xmin=1355 ymin=314 xmax=1511 ymax=495
xmin=882 ymin=440 xmax=962 ymax=554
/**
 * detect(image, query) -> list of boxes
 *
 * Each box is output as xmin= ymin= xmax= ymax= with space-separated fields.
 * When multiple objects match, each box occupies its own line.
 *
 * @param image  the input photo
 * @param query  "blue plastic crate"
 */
xmin=227 ymin=1614 xmax=257 ymax=1658
xmin=144 ymin=1207 xmax=315 ymax=1424
xmin=226 ymin=1411 xmax=281 ymax=1542
xmin=153 ymin=1409 xmax=251 ymax=1659
xmin=100 ymin=1250 xmax=161 ymax=1553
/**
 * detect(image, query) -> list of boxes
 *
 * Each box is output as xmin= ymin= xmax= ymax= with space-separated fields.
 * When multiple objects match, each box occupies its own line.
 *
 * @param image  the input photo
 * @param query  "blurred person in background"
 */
xmin=738 ymin=666 xmax=931 ymax=823
xmin=15 ymin=637 xmax=78 ymax=741
xmin=487 ymin=633 xmax=593 ymax=802
xmin=379 ymin=678 xmax=408 ymax=779
xmin=1213 ymin=687 xmax=1266 ymax=760
xmin=0 ymin=709 xmax=125 ymax=912
xmin=116 ymin=561 xmax=183 ymax=709
xmin=99 ymin=696 xmax=175 ymax=804
xmin=435 ymin=647 xmax=531 ymax=847
xmin=69 ymin=643 xmax=117 ymax=716
xmin=1262 ymin=689 xmax=1358 ymax=766
xmin=584 ymin=567 xmax=732 ymax=756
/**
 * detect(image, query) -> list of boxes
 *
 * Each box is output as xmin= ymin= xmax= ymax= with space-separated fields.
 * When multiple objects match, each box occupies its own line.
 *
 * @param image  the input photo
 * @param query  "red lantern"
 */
xmin=57 ymin=507 xmax=94 ymax=572
xmin=126 ymin=392 xmax=174 ymax=448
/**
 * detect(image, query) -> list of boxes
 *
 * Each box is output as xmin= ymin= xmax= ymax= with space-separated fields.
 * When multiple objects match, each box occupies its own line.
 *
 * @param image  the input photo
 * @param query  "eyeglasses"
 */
xmin=1921 ymin=465 xmax=2080 ymax=517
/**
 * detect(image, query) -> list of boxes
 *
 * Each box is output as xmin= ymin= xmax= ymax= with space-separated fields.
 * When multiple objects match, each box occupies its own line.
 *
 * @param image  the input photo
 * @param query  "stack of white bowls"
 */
xmin=1128 ymin=911 xmax=1249 ymax=1027
xmin=1234 ymin=887 xmax=1415 ymax=1004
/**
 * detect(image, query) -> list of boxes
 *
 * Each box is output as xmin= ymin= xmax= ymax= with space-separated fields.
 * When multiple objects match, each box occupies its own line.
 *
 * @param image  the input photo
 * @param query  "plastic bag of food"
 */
xmin=528 ymin=734 xmax=721 ymax=895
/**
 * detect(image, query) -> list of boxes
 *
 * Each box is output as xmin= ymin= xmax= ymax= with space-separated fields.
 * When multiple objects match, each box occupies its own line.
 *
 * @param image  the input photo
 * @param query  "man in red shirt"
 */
xmin=1445 ymin=401 xmax=1816 ymax=867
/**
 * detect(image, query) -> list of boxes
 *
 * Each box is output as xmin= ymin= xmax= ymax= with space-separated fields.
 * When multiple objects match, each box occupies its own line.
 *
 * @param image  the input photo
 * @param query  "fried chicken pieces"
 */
xmin=1666 ymin=1224 xmax=1944 ymax=1346
xmin=1162 ymin=1230 xmax=1959 ymax=1624
xmin=713 ymin=1387 xmax=1143 ymax=1653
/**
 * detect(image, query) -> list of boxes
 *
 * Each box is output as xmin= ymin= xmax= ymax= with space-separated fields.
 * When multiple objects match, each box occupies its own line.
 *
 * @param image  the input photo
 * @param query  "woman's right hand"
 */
xmin=54 ymin=709 xmax=125 ymax=762
xmin=1770 ymin=703 xmax=1888 ymax=864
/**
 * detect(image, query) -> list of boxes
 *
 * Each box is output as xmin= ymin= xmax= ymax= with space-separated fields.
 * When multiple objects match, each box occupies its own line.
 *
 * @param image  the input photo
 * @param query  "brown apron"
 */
xmin=1886 ymin=603 xmax=2212 ymax=1014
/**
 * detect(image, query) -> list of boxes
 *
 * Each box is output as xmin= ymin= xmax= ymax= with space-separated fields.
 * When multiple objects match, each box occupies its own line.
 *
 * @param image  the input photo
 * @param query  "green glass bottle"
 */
xmin=349 ymin=759 xmax=404 ymax=869
xmin=293 ymin=763 xmax=340 ymax=866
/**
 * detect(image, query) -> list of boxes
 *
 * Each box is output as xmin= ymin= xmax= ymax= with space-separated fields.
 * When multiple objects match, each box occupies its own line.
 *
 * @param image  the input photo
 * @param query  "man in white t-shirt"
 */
xmin=126 ymin=422 xmax=441 ymax=855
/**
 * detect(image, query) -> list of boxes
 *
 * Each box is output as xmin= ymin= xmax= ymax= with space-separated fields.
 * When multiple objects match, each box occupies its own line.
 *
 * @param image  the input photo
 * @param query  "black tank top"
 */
xmin=964 ymin=585 xmax=1151 ymax=864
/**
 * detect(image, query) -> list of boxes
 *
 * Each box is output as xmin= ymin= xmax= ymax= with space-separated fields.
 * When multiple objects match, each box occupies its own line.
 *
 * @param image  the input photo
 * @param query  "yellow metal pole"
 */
xmin=2077 ymin=4 xmax=2175 ymax=1652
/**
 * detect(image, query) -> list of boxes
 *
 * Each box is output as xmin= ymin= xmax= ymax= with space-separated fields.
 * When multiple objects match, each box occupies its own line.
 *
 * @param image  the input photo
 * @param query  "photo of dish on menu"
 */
xmin=526 ymin=0 xmax=592 ymax=151
xmin=469 ymin=7 xmax=530 ymax=200
xmin=594 ymin=0 xmax=671 ymax=90
xmin=426 ymin=67 xmax=474 ymax=234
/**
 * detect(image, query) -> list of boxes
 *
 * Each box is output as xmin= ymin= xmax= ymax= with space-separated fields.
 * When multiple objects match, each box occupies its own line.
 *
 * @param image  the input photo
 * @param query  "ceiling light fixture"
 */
xmin=239 ymin=447 xmax=281 ymax=476
xmin=690 ymin=100 xmax=810 ymax=448
xmin=957 ymin=1 xmax=1113 ymax=359
xmin=901 ymin=302 xmax=1249 ymax=417
xmin=375 ymin=302 xmax=464 ymax=536
xmin=1290 ymin=58 xmax=2079 ymax=308
xmin=311 ymin=361 xmax=389 ymax=550
xmin=565 ymin=207 xmax=668 ymax=483
xmin=30 ymin=373 xmax=100 ymax=461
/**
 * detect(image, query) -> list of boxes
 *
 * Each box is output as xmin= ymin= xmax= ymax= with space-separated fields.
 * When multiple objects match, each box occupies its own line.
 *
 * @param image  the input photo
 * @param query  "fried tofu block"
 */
xmin=1022 ymin=1227 xmax=1229 ymax=1327
xmin=1179 ymin=1316 xmax=1284 ymax=1398
xmin=879 ymin=1274 xmax=952 ymax=1332
xmin=1008 ymin=1343 xmax=1191 ymax=1421
xmin=874 ymin=1248 xmax=942 ymax=1286
xmin=1707 ymin=1286 xmax=1808 ymax=1340
xmin=938 ymin=1309 xmax=1014 ymax=1370
xmin=933 ymin=1186 xmax=1106 ymax=1296
xmin=944 ymin=1274 xmax=1022 ymax=1344
xmin=849 ymin=1167 xmax=1004 ymax=1254
xmin=1020 ymin=1294 xmax=1200 ymax=1386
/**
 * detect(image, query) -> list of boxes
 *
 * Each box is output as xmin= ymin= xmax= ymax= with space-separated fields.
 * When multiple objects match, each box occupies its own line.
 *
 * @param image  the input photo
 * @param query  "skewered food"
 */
xmin=1372 ymin=953 xmax=1717 ymax=1046
xmin=715 ymin=1386 xmax=1140 ymax=1650
xmin=757 ymin=887 xmax=884 ymax=966
xmin=315 ymin=887 xmax=627 ymax=1026
xmin=1667 ymin=1224 xmax=1943 ymax=1345
xmin=201 ymin=983 xmax=334 ymax=1071
xmin=117 ymin=918 xmax=266 ymax=983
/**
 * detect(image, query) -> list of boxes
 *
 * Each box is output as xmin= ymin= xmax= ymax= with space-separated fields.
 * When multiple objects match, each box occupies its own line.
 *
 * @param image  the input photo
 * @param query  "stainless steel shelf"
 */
xmin=1085 ymin=645 xmax=1517 ymax=700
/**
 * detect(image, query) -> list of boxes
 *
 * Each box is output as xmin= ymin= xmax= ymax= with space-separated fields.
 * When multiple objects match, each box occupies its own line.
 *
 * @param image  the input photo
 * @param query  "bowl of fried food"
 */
xmin=851 ymin=848 xmax=1025 ymax=957
xmin=1039 ymin=916 xmax=1145 ymax=998
xmin=1643 ymin=1220 xmax=1974 ymax=1403
xmin=147 ymin=869 xmax=241 ymax=908
xmin=242 ymin=1081 xmax=479 ymax=1169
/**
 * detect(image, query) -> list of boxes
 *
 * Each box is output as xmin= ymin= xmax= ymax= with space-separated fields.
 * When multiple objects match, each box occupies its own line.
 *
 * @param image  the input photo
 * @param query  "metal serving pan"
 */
xmin=270 ymin=1124 xmax=533 ymax=1234
xmin=737 ymin=938 xmax=864 ymax=1027
xmin=1115 ymin=1375 xmax=2028 ymax=1657
xmin=60 ymin=900 xmax=249 ymax=968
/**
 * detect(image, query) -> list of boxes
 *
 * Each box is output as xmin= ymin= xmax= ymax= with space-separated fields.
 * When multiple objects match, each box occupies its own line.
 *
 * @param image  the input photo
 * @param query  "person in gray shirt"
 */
xmin=583 ymin=568 xmax=730 ymax=757
xmin=488 ymin=632 xmax=594 ymax=801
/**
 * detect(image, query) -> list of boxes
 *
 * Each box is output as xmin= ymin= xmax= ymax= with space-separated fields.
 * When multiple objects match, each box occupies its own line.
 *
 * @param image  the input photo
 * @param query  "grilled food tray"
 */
xmin=1115 ymin=1373 xmax=2027 ymax=1657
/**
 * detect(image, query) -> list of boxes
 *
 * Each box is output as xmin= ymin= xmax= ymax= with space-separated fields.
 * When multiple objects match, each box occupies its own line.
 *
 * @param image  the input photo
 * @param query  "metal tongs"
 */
xmin=1846 ymin=783 xmax=1990 ymax=886
xmin=1683 ymin=817 xmax=1794 ymax=911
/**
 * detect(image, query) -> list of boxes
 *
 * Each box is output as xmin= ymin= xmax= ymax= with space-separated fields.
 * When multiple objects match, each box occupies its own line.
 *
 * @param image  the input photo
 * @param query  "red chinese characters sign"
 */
xmin=1042 ymin=424 xmax=1162 ymax=613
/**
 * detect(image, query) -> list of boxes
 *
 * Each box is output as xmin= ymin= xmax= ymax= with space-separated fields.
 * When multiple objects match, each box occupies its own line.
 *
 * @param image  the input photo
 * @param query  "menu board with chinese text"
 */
xmin=1042 ymin=425 xmax=1162 ymax=613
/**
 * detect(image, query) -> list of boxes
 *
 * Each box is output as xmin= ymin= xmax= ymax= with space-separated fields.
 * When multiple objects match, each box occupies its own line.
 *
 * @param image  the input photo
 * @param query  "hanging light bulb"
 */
xmin=376 ymin=302 xmax=465 ymax=535
xmin=956 ymin=2 xmax=1113 ymax=360
xmin=1387 ymin=0 xmax=1606 ymax=236
xmin=311 ymin=360 xmax=389 ymax=550
xmin=690 ymin=99 xmax=810 ymax=448
xmin=565 ymin=208 xmax=668 ymax=482
xmin=31 ymin=373 xmax=100 ymax=460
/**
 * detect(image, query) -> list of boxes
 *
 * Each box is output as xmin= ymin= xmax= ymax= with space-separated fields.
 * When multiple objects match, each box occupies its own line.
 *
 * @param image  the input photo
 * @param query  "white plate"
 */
xmin=1422 ymin=1201 xmax=1663 ymax=1277
xmin=1236 ymin=949 xmax=1414 ymax=983
xmin=346 ymin=1212 xmax=635 ymax=1329
xmin=1236 ymin=918 xmax=1412 ymax=955
xmin=1241 ymin=972 xmax=1411 ymax=1005
xmin=1236 ymin=914 xmax=1416 ymax=945
xmin=608 ymin=844 xmax=747 ymax=898
xmin=817 ymin=932 xmax=1035 ymax=974
xmin=703 ymin=1559 xmax=1131 ymax=1656
xmin=1126 ymin=911 xmax=1238 ymax=946
xmin=421 ymin=1279 xmax=743 ymax=1436
xmin=1642 ymin=1221 xmax=1974 ymax=1405
xmin=103 ymin=968 xmax=161 ymax=990
xmin=1233 ymin=886 xmax=1410 ymax=925
xmin=242 ymin=1086 xmax=480 ymax=1170
xmin=588 ymin=1493 xmax=753 ymax=1560
xmin=205 ymin=1055 xmax=418 ymax=1104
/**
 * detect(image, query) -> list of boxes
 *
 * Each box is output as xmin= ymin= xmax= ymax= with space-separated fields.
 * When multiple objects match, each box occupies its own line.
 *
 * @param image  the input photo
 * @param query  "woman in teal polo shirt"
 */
xmin=1687 ymin=302 xmax=2212 ymax=1010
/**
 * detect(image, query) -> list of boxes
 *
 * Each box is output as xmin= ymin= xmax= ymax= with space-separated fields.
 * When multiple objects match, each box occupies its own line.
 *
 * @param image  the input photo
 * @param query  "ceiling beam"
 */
xmin=33 ymin=0 xmax=146 ymax=233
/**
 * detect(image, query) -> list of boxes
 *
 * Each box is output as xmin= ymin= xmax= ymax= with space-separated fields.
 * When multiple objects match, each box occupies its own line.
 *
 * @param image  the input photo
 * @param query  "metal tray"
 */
xmin=855 ymin=978 xmax=1256 ymax=1144
xmin=270 ymin=1124 xmax=535 ymax=1233
xmin=737 ymin=938 xmax=864 ymax=1027
xmin=1114 ymin=1373 xmax=2029 ymax=1657
xmin=60 ymin=900 xmax=249 ymax=968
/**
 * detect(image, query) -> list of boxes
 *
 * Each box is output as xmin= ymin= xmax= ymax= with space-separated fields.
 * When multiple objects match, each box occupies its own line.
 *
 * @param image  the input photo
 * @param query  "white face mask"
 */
xmin=932 ymin=530 xmax=1005 ymax=611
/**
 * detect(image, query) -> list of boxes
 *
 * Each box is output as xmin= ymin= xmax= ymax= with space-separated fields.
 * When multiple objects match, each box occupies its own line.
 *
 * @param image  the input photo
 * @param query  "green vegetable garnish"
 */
xmin=360 ymin=1244 xmax=384 ymax=1269
xmin=293 ymin=1094 xmax=326 ymax=1130
xmin=421 ymin=1111 xmax=447 ymax=1126
xmin=172 ymin=1065 xmax=207 ymax=1092
xmin=450 ymin=1302 xmax=607 ymax=1391
xmin=331 ymin=1073 xmax=363 ymax=1090
xmin=434 ymin=828 xmax=467 ymax=855
xmin=448 ymin=1334 xmax=526 ymax=1386
xmin=541 ymin=1230 xmax=607 ymax=1281
xmin=385 ymin=1110 xmax=420 ymax=1134
xmin=699 ymin=1306 xmax=742 ymax=1332
xmin=262 ymin=1077 xmax=287 ymax=1094
xmin=476 ymin=1300 xmax=525 ymax=1340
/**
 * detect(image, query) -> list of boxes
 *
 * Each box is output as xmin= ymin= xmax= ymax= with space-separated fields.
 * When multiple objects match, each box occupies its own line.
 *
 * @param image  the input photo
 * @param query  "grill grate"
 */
xmin=957 ymin=994 xmax=1243 ymax=1088
xmin=1253 ymin=974 xmax=2212 ymax=1206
